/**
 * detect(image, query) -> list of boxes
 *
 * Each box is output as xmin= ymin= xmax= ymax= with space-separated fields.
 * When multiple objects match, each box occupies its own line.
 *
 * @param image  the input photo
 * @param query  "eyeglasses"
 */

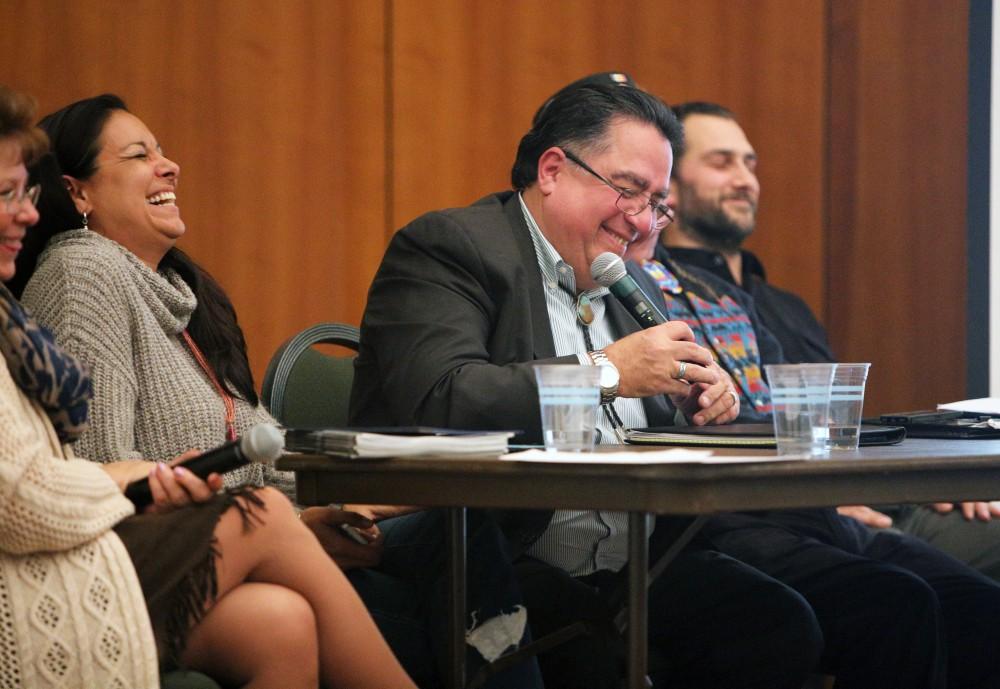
xmin=562 ymin=149 xmax=674 ymax=230
xmin=1 ymin=184 xmax=41 ymax=213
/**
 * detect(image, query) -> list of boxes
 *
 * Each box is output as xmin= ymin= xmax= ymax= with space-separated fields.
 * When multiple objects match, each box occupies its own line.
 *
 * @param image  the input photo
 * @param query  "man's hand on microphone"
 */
xmin=604 ymin=321 xmax=716 ymax=398
xmin=670 ymin=361 xmax=741 ymax=426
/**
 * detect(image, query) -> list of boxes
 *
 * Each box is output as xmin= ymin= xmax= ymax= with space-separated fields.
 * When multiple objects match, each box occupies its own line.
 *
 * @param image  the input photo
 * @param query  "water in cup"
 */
xmin=765 ymin=363 xmax=835 ymax=458
xmin=828 ymin=363 xmax=871 ymax=451
xmin=539 ymin=395 xmax=599 ymax=450
xmin=828 ymin=423 xmax=859 ymax=448
xmin=533 ymin=365 xmax=601 ymax=452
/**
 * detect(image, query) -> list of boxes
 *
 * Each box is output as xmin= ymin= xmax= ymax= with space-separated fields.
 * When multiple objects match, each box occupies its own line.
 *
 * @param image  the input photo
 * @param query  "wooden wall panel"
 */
xmin=0 ymin=0 xmax=386 ymax=383
xmin=828 ymin=0 xmax=968 ymax=413
xmin=390 ymin=0 xmax=828 ymax=315
xmin=1 ymin=0 xmax=972 ymax=417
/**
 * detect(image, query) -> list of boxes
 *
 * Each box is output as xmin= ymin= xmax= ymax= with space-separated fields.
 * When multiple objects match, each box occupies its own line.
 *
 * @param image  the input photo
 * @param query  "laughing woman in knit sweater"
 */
xmin=12 ymin=94 xmax=292 ymax=497
xmin=0 ymin=85 xmax=416 ymax=689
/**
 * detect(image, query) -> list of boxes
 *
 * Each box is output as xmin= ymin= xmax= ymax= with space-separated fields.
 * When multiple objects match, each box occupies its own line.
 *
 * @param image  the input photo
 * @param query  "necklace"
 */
xmin=181 ymin=330 xmax=237 ymax=441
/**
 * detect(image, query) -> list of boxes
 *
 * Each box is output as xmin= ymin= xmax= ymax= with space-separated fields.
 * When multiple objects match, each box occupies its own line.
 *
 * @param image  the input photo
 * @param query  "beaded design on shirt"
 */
xmin=641 ymin=260 xmax=772 ymax=413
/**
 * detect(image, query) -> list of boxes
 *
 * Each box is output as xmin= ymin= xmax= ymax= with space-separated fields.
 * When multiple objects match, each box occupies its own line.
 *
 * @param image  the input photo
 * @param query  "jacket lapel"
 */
xmin=502 ymin=194 xmax=558 ymax=360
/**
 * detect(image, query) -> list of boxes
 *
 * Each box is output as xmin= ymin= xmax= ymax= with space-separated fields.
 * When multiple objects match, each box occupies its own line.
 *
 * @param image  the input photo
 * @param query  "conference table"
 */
xmin=276 ymin=439 xmax=1000 ymax=689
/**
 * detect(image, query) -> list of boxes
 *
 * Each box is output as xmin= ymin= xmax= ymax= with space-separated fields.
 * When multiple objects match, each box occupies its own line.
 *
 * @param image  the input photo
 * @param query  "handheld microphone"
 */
xmin=124 ymin=424 xmax=283 ymax=510
xmin=591 ymin=252 xmax=667 ymax=329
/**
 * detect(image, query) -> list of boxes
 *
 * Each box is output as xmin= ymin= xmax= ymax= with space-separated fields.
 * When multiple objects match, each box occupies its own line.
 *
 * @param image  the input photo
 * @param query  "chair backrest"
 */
xmin=160 ymin=671 xmax=224 ymax=689
xmin=261 ymin=322 xmax=361 ymax=428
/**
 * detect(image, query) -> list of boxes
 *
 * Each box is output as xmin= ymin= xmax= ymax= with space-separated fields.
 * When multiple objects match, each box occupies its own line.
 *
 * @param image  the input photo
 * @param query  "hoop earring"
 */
xmin=81 ymin=211 xmax=88 ymax=228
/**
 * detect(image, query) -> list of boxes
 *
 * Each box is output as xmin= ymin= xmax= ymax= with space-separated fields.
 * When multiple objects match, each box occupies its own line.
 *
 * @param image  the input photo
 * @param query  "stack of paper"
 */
xmin=284 ymin=428 xmax=515 ymax=458
xmin=938 ymin=398 xmax=1000 ymax=415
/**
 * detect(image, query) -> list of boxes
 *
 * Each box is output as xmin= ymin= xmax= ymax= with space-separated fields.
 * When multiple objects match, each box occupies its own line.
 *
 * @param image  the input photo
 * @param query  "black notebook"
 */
xmin=624 ymin=423 xmax=906 ymax=448
xmin=870 ymin=411 xmax=1000 ymax=440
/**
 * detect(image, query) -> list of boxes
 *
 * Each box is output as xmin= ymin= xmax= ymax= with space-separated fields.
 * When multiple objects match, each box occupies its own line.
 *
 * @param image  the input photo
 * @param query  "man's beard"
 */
xmin=678 ymin=191 xmax=756 ymax=253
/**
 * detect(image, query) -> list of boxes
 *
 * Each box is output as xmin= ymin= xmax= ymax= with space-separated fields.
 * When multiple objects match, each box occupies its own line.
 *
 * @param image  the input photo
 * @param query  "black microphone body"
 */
xmin=591 ymin=253 xmax=667 ymax=329
xmin=124 ymin=424 xmax=282 ymax=510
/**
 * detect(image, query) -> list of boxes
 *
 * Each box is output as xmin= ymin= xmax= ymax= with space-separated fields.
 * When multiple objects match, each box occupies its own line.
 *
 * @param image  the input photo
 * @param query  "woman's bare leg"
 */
xmin=182 ymin=582 xmax=319 ymax=688
xmin=207 ymin=488 xmax=416 ymax=689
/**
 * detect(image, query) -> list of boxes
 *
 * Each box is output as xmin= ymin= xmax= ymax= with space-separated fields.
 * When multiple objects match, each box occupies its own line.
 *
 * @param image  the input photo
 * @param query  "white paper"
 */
xmin=353 ymin=432 xmax=514 ymax=457
xmin=938 ymin=398 xmax=1000 ymax=415
xmin=501 ymin=449 xmax=802 ymax=464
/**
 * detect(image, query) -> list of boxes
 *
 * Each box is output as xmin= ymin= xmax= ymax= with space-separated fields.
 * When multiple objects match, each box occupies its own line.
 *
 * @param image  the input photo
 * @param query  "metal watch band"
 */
xmin=588 ymin=349 xmax=610 ymax=366
xmin=587 ymin=349 xmax=620 ymax=404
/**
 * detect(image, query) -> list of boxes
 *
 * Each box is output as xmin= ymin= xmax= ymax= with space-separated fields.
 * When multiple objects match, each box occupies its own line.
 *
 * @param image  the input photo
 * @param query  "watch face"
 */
xmin=599 ymin=363 xmax=619 ymax=389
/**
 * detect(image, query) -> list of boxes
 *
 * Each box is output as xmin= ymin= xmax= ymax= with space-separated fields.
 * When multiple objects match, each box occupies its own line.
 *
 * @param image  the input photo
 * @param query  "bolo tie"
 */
xmin=567 ymin=287 xmax=628 ymax=443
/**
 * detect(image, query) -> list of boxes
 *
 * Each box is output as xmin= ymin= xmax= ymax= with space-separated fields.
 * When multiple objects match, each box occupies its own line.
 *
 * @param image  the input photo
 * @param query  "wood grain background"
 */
xmin=0 ymin=0 xmax=968 ymax=414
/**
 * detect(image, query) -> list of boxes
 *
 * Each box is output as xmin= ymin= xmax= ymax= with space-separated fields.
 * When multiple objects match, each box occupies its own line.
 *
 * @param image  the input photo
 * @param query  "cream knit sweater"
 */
xmin=0 ymin=360 xmax=159 ymax=688
xmin=21 ymin=230 xmax=294 ymax=497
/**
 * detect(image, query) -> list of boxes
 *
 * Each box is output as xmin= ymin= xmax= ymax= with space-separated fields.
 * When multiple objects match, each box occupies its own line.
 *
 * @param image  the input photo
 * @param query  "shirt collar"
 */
xmin=740 ymin=249 xmax=768 ymax=282
xmin=518 ymin=192 xmax=609 ymax=299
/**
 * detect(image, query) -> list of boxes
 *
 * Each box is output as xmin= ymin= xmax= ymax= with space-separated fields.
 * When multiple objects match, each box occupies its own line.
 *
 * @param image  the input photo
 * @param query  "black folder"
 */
xmin=625 ymin=423 xmax=906 ymax=448
xmin=871 ymin=411 xmax=1000 ymax=439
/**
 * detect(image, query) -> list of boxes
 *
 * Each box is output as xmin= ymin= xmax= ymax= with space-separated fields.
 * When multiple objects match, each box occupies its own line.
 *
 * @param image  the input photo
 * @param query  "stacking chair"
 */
xmin=261 ymin=322 xmax=361 ymax=427
xmin=160 ymin=671 xmax=224 ymax=689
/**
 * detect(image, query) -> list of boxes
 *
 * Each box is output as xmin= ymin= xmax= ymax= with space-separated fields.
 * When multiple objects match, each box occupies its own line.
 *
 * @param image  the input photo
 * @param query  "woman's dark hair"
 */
xmin=511 ymin=81 xmax=683 ymax=190
xmin=12 ymin=94 xmax=259 ymax=405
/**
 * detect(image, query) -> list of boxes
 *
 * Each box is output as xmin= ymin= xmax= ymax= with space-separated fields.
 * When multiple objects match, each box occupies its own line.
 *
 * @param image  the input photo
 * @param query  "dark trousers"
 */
xmin=882 ymin=503 xmax=1000 ymax=582
xmin=349 ymin=509 xmax=543 ymax=689
xmin=701 ymin=508 xmax=1000 ymax=689
xmin=518 ymin=526 xmax=823 ymax=689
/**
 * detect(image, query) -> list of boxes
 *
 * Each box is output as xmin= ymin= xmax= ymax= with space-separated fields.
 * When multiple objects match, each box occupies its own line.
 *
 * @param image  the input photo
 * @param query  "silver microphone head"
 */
xmin=591 ymin=252 xmax=627 ymax=287
xmin=240 ymin=424 xmax=284 ymax=464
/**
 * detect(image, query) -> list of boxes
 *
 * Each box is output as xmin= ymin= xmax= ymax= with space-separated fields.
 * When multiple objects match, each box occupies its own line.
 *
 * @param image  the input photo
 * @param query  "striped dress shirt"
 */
xmin=518 ymin=194 xmax=653 ymax=576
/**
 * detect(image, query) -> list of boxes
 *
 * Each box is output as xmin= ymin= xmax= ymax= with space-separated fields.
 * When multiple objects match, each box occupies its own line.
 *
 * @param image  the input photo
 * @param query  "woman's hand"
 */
xmin=101 ymin=460 xmax=157 ymax=491
xmin=105 ymin=450 xmax=224 ymax=513
xmin=145 ymin=450 xmax=224 ymax=513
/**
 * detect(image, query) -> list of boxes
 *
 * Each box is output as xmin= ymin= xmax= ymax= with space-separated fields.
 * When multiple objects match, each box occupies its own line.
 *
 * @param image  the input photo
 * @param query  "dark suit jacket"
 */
xmin=350 ymin=191 xmax=676 ymax=552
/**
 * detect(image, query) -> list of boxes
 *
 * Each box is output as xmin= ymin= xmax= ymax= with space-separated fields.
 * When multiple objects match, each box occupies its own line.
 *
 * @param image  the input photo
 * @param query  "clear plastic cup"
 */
xmin=533 ymin=364 xmax=601 ymax=452
xmin=828 ymin=363 xmax=872 ymax=450
xmin=765 ymin=363 xmax=835 ymax=458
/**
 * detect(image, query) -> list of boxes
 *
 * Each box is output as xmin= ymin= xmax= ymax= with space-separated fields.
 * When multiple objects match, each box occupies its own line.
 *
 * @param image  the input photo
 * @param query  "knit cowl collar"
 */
xmin=0 ymin=282 xmax=92 ymax=442
xmin=47 ymin=229 xmax=197 ymax=335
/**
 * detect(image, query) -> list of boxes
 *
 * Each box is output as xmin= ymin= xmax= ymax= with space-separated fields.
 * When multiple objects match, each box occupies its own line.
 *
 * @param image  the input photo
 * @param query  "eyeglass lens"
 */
xmin=615 ymin=195 xmax=671 ymax=229
xmin=3 ymin=185 xmax=40 ymax=212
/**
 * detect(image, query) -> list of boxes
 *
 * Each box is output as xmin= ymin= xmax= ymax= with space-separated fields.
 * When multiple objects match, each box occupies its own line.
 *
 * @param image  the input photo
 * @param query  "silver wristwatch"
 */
xmin=587 ymin=349 xmax=620 ymax=404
